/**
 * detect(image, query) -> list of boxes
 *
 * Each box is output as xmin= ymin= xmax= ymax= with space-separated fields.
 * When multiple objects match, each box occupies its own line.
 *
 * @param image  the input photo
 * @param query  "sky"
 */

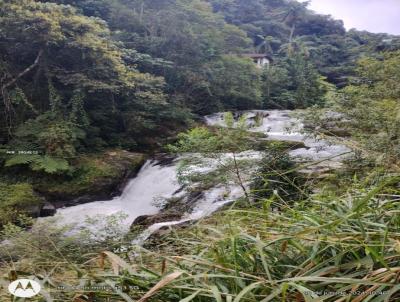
xmin=305 ymin=0 xmax=400 ymax=35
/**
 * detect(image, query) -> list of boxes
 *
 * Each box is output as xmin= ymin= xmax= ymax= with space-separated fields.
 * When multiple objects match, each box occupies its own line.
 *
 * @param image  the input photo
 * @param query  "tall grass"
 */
xmin=1 ymin=170 xmax=400 ymax=301
xmin=118 ymin=174 xmax=398 ymax=301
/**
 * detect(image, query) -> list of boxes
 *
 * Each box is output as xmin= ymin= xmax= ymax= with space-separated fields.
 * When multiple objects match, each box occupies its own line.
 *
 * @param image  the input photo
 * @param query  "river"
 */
xmin=40 ymin=110 xmax=351 ymax=239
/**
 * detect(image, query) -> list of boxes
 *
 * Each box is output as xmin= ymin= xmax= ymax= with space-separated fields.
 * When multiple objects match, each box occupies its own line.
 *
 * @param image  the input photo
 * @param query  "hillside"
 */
xmin=1 ymin=0 xmax=400 ymax=301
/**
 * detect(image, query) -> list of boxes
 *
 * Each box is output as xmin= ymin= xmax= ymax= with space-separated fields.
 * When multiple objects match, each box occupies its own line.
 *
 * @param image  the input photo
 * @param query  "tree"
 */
xmin=168 ymin=113 xmax=260 ymax=199
xmin=0 ymin=0 xmax=183 ymax=172
xmin=207 ymin=55 xmax=262 ymax=111
xmin=336 ymin=51 xmax=400 ymax=164
xmin=262 ymin=50 xmax=327 ymax=109
xmin=53 ymin=0 xmax=253 ymax=115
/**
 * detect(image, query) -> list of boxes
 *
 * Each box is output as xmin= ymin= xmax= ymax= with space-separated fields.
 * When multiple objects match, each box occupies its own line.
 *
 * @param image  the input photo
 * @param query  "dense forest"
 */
xmin=1 ymin=0 xmax=400 ymax=301
xmin=1 ymin=0 xmax=399 ymax=162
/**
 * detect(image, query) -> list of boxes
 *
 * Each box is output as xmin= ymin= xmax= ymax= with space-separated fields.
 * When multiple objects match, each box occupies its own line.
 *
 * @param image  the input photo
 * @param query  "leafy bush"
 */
xmin=251 ymin=150 xmax=309 ymax=203
xmin=336 ymin=51 xmax=400 ymax=164
xmin=0 ymin=182 xmax=42 ymax=225
xmin=2 ymin=173 xmax=400 ymax=301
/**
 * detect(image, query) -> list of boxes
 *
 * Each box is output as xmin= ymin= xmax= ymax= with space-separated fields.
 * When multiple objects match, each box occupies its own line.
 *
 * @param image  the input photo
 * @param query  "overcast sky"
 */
xmin=305 ymin=0 xmax=400 ymax=35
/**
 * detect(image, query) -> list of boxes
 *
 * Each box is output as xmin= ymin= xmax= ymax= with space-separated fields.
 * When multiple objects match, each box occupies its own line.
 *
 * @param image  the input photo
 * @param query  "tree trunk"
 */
xmin=233 ymin=153 xmax=249 ymax=200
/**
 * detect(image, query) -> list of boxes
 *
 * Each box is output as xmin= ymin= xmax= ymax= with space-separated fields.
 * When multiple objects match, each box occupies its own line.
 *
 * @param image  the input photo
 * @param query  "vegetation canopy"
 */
xmin=1 ymin=0 xmax=400 ymax=301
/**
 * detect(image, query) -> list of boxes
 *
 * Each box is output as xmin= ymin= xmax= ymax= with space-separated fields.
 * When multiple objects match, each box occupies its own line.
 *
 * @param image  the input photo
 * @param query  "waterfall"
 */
xmin=46 ymin=159 xmax=182 ymax=229
xmin=41 ymin=110 xmax=351 ymax=239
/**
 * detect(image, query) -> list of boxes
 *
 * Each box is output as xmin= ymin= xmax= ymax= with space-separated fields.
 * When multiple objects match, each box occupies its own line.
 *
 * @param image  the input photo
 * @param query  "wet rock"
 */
xmin=319 ymin=127 xmax=350 ymax=137
xmin=131 ymin=212 xmax=183 ymax=230
xmin=24 ymin=204 xmax=42 ymax=218
xmin=153 ymin=154 xmax=176 ymax=167
xmin=161 ymin=190 xmax=204 ymax=213
xmin=36 ymin=150 xmax=147 ymax=210
xmin=305 ymin=111 xmax=351 ymax=138
xmin=150 ymin=221 xmax=193 ymax=237
xmin=40 ymin=202 xmax=56 ymax=217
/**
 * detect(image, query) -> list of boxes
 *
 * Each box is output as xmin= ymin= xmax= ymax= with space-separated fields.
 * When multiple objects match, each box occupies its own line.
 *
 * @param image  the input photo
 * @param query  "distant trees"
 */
xmin=210 ymin=0 xmax=400 ymax=89
xmin=2 ymin=0 xmax=398 ymax=174
xmin=262 ymin=50 xmax=327 ymax=109
xmin=207 ymin=55 xmax=262 ymax=111
xmin=336 ymin=51 xmax=400 ymax=164
xmin=52 ymin=0 xmax=258 ymax=114
xmin=0 ymin=0 xmax=177 ymax=173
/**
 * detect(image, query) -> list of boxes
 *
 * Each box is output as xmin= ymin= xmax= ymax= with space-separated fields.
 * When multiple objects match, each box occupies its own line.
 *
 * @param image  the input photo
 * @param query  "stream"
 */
xmin=40 ymin=110 xmax=351 ymax=240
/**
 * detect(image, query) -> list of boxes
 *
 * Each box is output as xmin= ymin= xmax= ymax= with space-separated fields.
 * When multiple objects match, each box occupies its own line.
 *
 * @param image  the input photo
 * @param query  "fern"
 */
xmin=30 ymin=156 xmax=70 ymax=174
xmin=5 ymin=154 xmax=41 ymax=167
xmin=5 ymin=154 xmax=70 ymax=174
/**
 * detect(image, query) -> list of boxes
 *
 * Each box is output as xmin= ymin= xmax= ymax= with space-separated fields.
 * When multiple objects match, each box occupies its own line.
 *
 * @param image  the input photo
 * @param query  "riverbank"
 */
xmin=0 ymin=150 xmax=146 ymax=225
xmin=35 ymin=110 xmax=352 ymax=238
xmin=3 ymin=109 xmax=400 ymax=301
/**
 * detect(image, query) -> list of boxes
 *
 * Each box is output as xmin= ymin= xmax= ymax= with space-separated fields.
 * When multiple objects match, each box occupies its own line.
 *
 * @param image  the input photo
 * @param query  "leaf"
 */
xmin=255 ymin=239 xmax=272 ymax=281
xmin=210 ymin=285 xmax=223 ymax=302
xmin=5 ymin=154 xmax=39 ymax=167
xmin=104 ymin=279 xmax=135 ymax=302
xmin=179 ymin=290 xmax=202 ymax=302
xmin=138 ymin=271 xmax=183 ymax=302
xmin=30 ymin=156 xmax=70 ymax=174
xmin=233 ymin=282 xmax=263 ymax=302
xmin=259 ymin=286 xmax=284 ymax=302
xmin=100 ymin=251 xmax=135 ymax=275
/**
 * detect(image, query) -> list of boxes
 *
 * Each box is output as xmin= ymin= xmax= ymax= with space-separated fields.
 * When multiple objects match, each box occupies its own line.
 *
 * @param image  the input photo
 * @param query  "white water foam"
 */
xmin=38 ymin=110 xmax=350 ymax=241
xmin=205 ymin=110 xmax=351 ymax=172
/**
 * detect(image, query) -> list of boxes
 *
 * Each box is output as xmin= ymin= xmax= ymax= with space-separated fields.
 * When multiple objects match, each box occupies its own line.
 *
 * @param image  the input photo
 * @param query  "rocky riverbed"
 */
xmin=36 ymin=110 xmax=352 ymax=241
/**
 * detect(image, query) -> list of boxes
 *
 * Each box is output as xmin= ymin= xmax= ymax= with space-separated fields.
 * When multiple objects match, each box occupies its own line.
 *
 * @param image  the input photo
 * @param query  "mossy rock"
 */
xmin=34 ymin=150 xmax=146 ymax=205
xmin=0 ymin=182 xmax=43 ymax=225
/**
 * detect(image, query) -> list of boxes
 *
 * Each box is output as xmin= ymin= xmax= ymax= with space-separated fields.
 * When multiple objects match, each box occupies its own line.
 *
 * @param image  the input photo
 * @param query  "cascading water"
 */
xmin=41 ymin=110 xmax=351 ymax=239
xmin=205 ymin=110 xmax=351 ymax=173
xmin=43 ymin=159 xmax=182 ymax=229
xmin=43 ymin=157 xmax=245 ymax=234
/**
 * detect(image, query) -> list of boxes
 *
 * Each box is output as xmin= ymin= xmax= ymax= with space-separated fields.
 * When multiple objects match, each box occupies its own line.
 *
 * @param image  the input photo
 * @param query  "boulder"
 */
xmin=40 ymin=202 xmax=57 ymax=217
xmin=131 ymin=212 xmax=183 ymax=230
xmin=36 ymin=150 xmax=147 ymax=209
xmin=24 ymin=204 xmax=42 ymax=218
xmin=319 ymin=127 xmax=350 ymax=137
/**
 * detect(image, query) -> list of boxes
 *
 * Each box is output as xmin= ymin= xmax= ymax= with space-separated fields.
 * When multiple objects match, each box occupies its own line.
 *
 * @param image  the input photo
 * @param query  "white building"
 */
xmin=242 ymin=54 xmax=272 ymax=68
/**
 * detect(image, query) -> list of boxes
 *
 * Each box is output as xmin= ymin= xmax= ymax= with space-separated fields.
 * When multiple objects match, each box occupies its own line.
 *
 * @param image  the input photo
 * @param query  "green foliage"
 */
xmin=169 ymin=123 xmax=251 ymax=155
xmin=0 ymin=0 xmax=185 ymax=162
xmin=223 ymin=112 xmax=234 ymax=128
xmin=5 ymin=154 xmax=70 ymax=174
xmin=53 ymin=0 xmax=255 ymax=114
xmin=0 ymin=183 xmax=41 ymax=208
xmin=33 ymin=151 xmax=145 ymax=198
xmin=168 ymin=127 xmax=221 ymax=154
xmin=263 ymin=51 xmax=328 ymax=109
xmin=207 ymin=55 xmax=262 ymax=110
xmin=336 ymin=51 xmax=400 ymax=164
xmin=169 ymin=121 xmax=259 ymax=198
xmin=251 ymin=150 xmax=309 ymax=202
xmin=0 ymin=182 xmax=42 ymax=225
xmin=4 ymin=110 xmax=86 ymax=173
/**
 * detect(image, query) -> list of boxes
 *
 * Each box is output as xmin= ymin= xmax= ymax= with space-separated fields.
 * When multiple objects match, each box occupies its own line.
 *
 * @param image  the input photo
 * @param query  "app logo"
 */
xmin=8 ymin=279 xmax=41 ymax=298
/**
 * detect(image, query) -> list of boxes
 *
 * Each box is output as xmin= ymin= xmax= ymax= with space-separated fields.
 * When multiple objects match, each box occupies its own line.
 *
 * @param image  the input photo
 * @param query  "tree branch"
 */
xmin=2 ymin=48 xmax=44 ymax=90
